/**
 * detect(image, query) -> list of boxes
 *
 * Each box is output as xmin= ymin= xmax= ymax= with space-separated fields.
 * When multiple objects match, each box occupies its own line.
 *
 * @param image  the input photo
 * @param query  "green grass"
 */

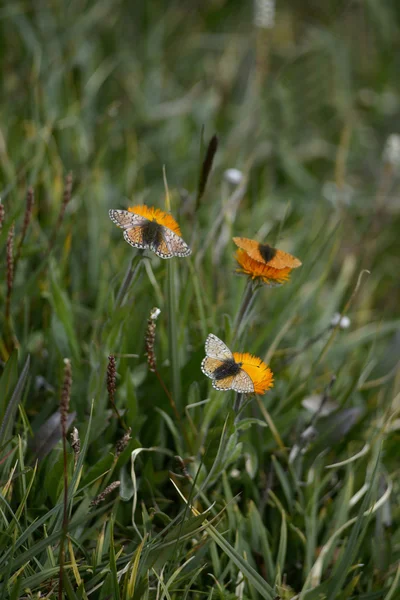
xmin=1 ymin=1 xmax=399 ymax=598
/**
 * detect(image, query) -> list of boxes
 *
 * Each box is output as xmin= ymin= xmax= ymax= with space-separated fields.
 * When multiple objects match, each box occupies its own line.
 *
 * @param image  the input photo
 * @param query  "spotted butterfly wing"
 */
xmin=209 ymin=369 xmax=254 ymax=393
xmin=212 ymin=375 xmax=236 ymax=391
xmin=154 ymin=227 xmax=191 ymax=259
xmin=204 ymin=334 xmax=233 ymax=360
xmin=201 ymin=356 xmax=224 ymax=378
xmin=109 ymin=209 xmax=148 ymax=229
xmin=202 ymin=334 xmax=255 ymax=393
xmin=123 ymin=227 xmax=148 ymax=250
xmin=230 ymin=369 xmax=254 ymax=393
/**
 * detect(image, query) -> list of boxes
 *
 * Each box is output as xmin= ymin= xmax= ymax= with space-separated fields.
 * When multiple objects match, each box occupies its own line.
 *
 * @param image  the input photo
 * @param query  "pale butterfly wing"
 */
xmin=205 ymin=334 xmax=233 ymax=360
xmin=155 ymin=226 xmax=191 ymax=259
xmin=212 ymin=375 xmax=235 ymax=391
xmin=231 ymin=369 xmax=254 ymax=394
xmin=109 ymin=209 xmax=148 ymax=229
xmin=201 ymin=356 xmax=224 ymax=378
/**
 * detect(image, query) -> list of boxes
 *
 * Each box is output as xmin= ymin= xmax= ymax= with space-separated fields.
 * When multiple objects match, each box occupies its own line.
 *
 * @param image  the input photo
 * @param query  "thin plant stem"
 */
xmin=154 ymin=369 xmax=192 ymax=454
xmin=232 ymin=279 xmax=259 ymax=343
xmin=233 ymin=393 xmax=243 ymax=413
xmin=115 ymin=253 xmax=143 ymax=308
xmin=167 ymin=259 xmax=181 ymax=409
xmin=59 ymin=425 xmax=68 ymax=600
xmin=49 ymin=172 xmax=73 ymax=253
xmin=5 ymin=224 xmax=14 ymax=324
xmin=195 ymin=133 xmax=218 ymax=211
xmin=256 ymin=395 xmax=287 ymax=454
xmin=195 ymin=415 xmax=231 ymax=497
xmin=15 ymin=187 xmax=34 ymax=269
xmin=107 ymin=354 xmax=128 ymax=431
xmin=282 ymin=324 xmax=332 ymax=366
xmin=58 ymin=359 xmax=72 ymax=600
xmin=313 ymin=269 xmax=370 ymax=372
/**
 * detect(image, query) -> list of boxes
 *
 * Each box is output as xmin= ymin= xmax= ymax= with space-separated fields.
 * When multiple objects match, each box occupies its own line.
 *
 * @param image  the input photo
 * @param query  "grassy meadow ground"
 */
xmin=0 ymin=1 xmax=399 ymax=598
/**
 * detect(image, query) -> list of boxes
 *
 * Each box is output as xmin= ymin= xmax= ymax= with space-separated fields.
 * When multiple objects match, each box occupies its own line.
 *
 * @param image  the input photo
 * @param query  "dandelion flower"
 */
xmin=109 ymin=204 xmax=191 ymax=258
xmin=201 ymin=333 xmax=273 ymax=395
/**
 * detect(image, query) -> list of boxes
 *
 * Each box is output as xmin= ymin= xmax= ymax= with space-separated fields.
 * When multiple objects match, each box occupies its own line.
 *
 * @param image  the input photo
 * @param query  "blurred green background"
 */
xmin=0 ymin=1 xmax=399 ymax=598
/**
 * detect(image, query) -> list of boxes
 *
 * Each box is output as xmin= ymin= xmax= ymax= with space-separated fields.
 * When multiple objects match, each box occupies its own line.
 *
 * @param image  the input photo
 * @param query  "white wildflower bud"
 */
xmin=331 ymin=313 xmax=351 ymax=329
xmin=224 ymin=168 xmax=243 ymax=185
xmin=254 ymin=0 xmax=275 ymax=29
xmin=150 ymin=307 xmax=161 ymax=320
xmin=383 ymin=134 xmax=400 ymax=168
xmin=230 ymin=468 xmax=241 ymax=479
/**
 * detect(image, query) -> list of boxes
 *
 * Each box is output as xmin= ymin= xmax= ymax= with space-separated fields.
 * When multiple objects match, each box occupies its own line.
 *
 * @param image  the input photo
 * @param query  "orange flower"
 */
xmin=232 ymin=352 xmax=274 ymax=395
xmin=235 ymin=249 xmax=292 ymax=285
xmin=128 ymin=205 xmax=181 ymax=236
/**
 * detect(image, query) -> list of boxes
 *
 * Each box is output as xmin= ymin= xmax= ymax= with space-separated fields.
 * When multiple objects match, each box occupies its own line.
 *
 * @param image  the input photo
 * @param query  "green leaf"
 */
xmin=327 ymin=445 xmax=381 ymax=599
xmin=275 ymin=510 xmax=287 ymax=588
xmin=0 ymin=351 xmax=19 ymax=431
xmin=0 ymin=355 xmax=30 ymax=446
xmin=48 ymin=262 xmax=80 ymax=361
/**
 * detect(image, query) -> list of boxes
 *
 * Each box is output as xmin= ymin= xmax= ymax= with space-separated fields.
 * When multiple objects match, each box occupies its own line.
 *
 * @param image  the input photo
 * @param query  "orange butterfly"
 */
xmin=233 ymin=237 xmax=301 ymax=269
xmin=109 ymin=207 xmax=191 ymax=259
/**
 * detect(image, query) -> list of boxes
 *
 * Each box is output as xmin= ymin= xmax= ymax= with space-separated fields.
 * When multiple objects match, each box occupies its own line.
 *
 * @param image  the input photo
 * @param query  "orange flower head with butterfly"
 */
xmin=109 ymin=205 xmax=191 ymax=259
xmin=233 ymin=237 xmax=301 ymax=285
xmin=201 ymin=334 xmax=273 ymax=395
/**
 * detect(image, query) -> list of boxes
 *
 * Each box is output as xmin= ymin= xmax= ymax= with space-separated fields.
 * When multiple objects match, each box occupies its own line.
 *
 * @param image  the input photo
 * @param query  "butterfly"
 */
xmin=233 ymin=237 xmax=301 ymax=269
xmin=109 ymin=209 xmax=191 ymax=259
xmin=201 ymin=334 xmax=254 ymax=393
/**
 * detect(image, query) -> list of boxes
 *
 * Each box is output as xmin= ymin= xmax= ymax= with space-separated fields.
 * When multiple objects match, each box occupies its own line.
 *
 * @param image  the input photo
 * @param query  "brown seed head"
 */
xmin=107 ymin=354 xmax=116 ymax=404
xmin=15 ymin=187 xmax=35 ymax=264
xmin=6 ymin=224 xmax=14 ymax=295
xmin=115 ymin=427 xmax=132 ymax=457
xmin=145 ymin=307 xmax=161 ymax=372
xmin=90 ymin=481 xmax=120 ymax=507
xmin=60 ymin=359 xmax=72 ymax=434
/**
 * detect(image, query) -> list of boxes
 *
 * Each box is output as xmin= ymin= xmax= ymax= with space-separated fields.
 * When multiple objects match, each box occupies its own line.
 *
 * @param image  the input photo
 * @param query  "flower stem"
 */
xmin=233 ymin=392 xmax=243 ymax=413
xmin=232 ymin=279 xmax=258 ymax=343
xmin=167 ymin=260 xmax=182 ymax=409
xmin=115 ymin=253 xmax=143 ymax=308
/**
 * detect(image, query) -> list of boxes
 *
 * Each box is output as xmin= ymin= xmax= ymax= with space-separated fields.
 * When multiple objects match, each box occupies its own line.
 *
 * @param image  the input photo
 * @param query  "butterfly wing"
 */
xmin=201 ymin=356 xmax=224 ymax=378
xmin=208 ymin=368 xmax=254 ymax=393
xmin=231 ymin=369 xmax=255 ymax=393
xmin=233 ymin=236 xmax=301 ymax=269
xmin=233 ymin=237 xmax=261 ymax=260
xmin=150 ymin=232 xmax=174 ymax=259
xmin=205 ymin=334 xmax=233 ymax=360
xmin=153 ymin=226 xmax=191 ymax=259
xmin=123 ymin=226 xmax=148 ymax=250
xmin=212 ymin=375 xmax=236 ymax=391
xmin=266 ymin=248 xmax=302 ymax=269
xmin=109 ymin=209 xmax=148 ymax=229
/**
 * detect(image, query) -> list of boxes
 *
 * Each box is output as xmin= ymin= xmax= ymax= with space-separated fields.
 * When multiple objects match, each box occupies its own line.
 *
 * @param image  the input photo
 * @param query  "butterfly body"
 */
xmin=109 ymin=207 xmax=191 ymax=259
xmin=141 ymin=220 xmax=163 ymax=246
xmin=258 ymin=243 xmax=277 ymax=263
xmin=212 ymin=358 xmax=242 ymax=380
xmin=201 ymin=334 xmax=254 ymax=393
